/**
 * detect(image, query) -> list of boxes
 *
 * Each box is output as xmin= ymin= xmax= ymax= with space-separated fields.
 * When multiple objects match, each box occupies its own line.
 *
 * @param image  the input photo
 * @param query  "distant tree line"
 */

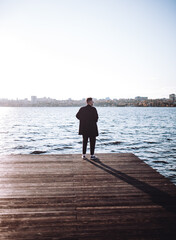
xmin=0 ymin=97 xmax=175 ymax=107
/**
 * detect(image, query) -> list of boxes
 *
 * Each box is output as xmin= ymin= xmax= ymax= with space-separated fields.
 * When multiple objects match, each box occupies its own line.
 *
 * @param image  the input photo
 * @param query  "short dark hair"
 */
xmin=86 ymin=97 xmax=92 ymax=103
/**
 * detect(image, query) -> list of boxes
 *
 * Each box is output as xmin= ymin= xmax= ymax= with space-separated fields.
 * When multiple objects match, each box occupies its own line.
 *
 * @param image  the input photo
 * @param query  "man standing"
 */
xmin=76 ymin=97 xmax=98 ymax=160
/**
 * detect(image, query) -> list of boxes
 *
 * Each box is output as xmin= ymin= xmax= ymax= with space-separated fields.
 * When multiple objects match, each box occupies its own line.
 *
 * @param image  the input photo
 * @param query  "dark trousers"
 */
xmin=83 ymin=135 xmax=96 ymax=155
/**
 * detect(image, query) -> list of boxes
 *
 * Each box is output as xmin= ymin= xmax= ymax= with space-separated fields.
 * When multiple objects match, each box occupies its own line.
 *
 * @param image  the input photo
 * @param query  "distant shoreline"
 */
xmin=0 ymin=105 xmax=176 ymax=108
xmin=0 ymin=97 xmax=176 ymax=107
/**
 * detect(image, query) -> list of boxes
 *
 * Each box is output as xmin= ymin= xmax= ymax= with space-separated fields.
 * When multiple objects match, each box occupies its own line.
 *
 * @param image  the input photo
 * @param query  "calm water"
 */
xmin=0 ymin=107 xmax=176 ymax=185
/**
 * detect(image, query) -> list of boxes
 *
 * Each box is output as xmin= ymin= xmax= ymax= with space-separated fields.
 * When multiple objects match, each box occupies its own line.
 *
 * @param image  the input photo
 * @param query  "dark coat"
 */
xmin=76 ymin=105 xmax=99 ymax=137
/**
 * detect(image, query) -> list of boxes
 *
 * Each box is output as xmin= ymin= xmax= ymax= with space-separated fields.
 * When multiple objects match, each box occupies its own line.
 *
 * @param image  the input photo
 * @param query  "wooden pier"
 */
xmin=0 ymin=153 xmax=176 ymax=239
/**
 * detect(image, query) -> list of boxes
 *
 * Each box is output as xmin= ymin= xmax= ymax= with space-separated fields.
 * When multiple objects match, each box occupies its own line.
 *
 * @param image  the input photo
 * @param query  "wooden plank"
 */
xmin=0 ymin=153 xmax=176 ymax=239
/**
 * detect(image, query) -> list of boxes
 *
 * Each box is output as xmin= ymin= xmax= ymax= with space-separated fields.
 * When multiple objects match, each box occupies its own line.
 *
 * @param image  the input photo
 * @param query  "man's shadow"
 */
xmin=85 ymin=158 xmax=176 ymax=214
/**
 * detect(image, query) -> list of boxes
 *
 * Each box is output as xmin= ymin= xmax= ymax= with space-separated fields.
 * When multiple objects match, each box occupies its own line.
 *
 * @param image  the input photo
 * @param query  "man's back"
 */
xmin=76 ymin=97 xmax=99 ymax=160
xmin=76 ymin=104 xmax=98 ymax=137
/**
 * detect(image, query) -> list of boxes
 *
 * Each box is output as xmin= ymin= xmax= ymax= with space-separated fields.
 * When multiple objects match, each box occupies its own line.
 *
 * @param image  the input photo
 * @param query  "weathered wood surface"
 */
xmin=0 ymin=153 xmax=176 ymax=240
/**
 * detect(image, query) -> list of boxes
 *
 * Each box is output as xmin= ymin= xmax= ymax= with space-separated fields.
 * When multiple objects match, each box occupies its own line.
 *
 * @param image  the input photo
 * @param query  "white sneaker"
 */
xmin=90 ymin=155 xmax=98 ymax=160
xmin=82 ymin=155 xmax=87 ymax=160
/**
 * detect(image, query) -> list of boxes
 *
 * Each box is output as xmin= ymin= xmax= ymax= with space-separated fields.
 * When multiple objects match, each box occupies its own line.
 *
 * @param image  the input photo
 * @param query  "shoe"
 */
xmin=82 ymin=155 xmax=87 ymax=160
xmin=90 ymin=155 xmax=98 ymax=160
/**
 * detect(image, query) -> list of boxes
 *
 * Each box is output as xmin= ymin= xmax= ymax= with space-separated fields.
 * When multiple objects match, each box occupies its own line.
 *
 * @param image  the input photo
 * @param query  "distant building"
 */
xmin=169 ymin=94 xmax=175 ymax=101
xmin=135 ymin=96 xmax=148 ymax=101
xmin=31 ymin=96 xmax=37 ymax=103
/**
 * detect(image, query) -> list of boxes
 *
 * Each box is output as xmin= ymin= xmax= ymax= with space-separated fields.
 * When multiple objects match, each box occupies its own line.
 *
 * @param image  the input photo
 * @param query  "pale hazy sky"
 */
xmin=0 ymin=0 xmax=176 ymax=100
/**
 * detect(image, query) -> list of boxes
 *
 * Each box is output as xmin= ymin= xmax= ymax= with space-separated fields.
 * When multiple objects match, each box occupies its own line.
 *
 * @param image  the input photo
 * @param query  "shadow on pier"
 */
xmin=85 ymin=158 xmax=176 ymax=214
